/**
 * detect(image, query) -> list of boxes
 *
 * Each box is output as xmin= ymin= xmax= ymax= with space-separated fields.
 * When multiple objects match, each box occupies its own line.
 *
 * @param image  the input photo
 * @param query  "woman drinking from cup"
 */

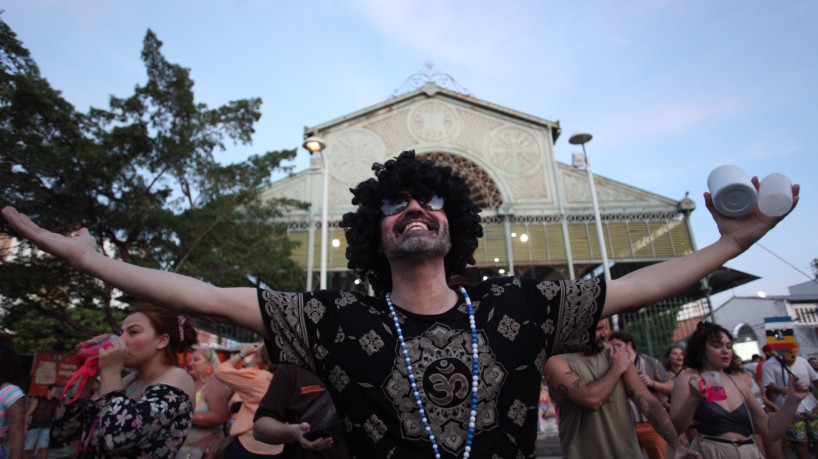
xmin=53 ymin=304 xmax=198 ymax=458
xmin=670 ymin=321 xmax=808 ymax=458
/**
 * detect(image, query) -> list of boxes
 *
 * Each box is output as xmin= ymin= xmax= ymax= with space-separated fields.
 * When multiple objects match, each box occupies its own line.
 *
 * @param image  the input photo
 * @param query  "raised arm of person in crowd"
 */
xmin=603 ymin=182 xmax=799 ymax=318
xmin=1 ymin=206 xmax=264 ymax=336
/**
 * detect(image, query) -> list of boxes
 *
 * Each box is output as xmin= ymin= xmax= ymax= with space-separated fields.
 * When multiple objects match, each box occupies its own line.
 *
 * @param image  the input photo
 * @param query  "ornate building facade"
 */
xmin=260 ymin=81 xmax=753 ymax=352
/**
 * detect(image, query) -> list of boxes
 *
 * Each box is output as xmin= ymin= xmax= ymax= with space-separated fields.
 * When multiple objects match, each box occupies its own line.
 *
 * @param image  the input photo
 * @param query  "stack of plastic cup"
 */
xmin=707 ymin=165 xmax=758 ymax=217
xmin=757 ymin=173 xmax=793 ymax=217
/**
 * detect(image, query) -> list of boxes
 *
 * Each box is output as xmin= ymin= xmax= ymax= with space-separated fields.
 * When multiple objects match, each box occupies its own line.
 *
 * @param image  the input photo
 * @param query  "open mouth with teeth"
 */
xmin=396 ymin=217 xmax=438 ymax=235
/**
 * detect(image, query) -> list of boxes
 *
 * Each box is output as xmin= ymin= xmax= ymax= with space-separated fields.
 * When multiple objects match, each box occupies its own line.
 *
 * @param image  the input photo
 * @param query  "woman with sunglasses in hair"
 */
xmin=670 ymin=322 xmax=808 ymax=458
xmin=53 ymin=304 xmax=198 ymax=458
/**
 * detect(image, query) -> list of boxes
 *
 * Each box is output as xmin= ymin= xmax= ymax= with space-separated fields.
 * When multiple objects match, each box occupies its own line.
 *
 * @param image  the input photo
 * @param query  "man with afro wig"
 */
xmin=2 ymin=150 xmax=799 ymax=458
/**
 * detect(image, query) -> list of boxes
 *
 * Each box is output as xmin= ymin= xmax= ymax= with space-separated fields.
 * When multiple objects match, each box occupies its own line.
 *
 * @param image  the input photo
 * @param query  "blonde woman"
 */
xmin=178 ymin=346 xmax=232 ymax=459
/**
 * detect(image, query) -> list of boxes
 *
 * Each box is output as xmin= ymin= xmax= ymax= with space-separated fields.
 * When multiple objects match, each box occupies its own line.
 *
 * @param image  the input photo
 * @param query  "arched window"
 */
xmin=732 ymin=323 xmax=761 ymax=362
xmin=733 ymin=323 xmax=759 ymax=343
xmin=417 ymin=152 xmax=503 ymax=209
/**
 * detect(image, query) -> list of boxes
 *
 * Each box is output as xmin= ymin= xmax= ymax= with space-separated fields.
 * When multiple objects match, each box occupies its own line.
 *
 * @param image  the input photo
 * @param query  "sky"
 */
xmin=3 ymin=1 xmax=817 ymax=308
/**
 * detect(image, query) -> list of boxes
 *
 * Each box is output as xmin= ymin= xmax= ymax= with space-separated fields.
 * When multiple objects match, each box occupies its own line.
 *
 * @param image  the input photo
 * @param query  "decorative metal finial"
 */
xmin=391 ymin=60 xmax=471 ymax=98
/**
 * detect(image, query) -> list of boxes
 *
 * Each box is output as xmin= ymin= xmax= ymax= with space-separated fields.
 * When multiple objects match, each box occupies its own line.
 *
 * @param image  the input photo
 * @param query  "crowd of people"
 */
xmin=0 ymin=150 xmax=803 ymax=458
xmin=0 ymin=331 xmax=345 ymax=459
xmin=8 ymin=328 xmax=818 ymax=459
xmin=536 ymin=318 xmax=818 ymax=459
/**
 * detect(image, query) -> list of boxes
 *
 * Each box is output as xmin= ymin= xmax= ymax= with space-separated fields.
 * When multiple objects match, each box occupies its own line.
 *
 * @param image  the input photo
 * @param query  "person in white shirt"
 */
xmin=762 ymin=345 xmax=818 ymax=459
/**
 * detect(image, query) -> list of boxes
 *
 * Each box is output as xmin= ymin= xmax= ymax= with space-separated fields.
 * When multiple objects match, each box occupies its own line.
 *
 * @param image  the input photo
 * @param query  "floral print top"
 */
xmin=52 ymin=383 xmax=193 ymax=459
xmin=258 ymin=276 xmax=604 ymax=458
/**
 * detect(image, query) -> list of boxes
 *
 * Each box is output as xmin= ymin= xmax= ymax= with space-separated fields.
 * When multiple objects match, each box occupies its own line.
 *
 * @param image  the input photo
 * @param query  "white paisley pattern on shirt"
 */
xmin=257 ymin=276 xmax=604 ymax=458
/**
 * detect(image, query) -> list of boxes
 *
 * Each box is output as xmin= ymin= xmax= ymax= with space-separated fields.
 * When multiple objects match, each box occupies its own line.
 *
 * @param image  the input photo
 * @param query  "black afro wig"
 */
xmin=340 ymin=151 xmax=483 ymax=296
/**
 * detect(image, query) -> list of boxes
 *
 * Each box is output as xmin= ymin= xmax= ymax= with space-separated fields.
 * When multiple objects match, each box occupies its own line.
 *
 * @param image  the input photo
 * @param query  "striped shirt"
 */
xmin=0 ymin=383 xmax=25 ymax=437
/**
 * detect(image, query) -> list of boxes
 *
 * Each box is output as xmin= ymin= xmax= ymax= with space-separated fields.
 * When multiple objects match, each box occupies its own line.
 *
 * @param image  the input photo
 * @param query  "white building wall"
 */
xmin=714 ymin=296 xmax=818 ymax=359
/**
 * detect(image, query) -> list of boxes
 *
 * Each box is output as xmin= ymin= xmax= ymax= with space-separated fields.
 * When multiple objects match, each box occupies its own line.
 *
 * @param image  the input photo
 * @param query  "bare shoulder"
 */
xmin=673 ymin=369 xmax=696 ymax=388
xmin=543 ymin=354 xmax=568 ymax=373
xmin=204 ymin=375 xmax=233 ymax=399
xmin=732 ymin=372 xmax=754 ymax=395
xmin=154 ymin=367 xmax=196 ymax=402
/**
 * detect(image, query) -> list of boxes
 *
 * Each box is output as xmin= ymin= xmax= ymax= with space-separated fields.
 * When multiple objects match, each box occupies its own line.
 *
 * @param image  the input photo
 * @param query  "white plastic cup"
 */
xmin=758 ymin=173 xmax=793 ymax=217
xmin=707 ymin=165 xmax=758 ymax=217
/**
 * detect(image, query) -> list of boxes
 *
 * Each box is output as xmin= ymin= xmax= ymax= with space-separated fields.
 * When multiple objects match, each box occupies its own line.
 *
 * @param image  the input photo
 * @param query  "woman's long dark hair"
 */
xmin=341 ymin=151 xmax=483 ymax=295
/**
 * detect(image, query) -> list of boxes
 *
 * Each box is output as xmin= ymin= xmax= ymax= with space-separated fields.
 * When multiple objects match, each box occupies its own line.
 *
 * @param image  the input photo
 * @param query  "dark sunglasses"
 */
xmin=380 ymin=193 xmax=445 ymax=216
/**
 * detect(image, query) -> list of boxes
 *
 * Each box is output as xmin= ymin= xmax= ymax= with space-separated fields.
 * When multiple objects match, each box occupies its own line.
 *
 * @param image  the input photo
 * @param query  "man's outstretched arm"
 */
xmin=2 ymin=206 xmax=265 ymax=336
xmin=603 ymin=182 xmax=799 ymax=317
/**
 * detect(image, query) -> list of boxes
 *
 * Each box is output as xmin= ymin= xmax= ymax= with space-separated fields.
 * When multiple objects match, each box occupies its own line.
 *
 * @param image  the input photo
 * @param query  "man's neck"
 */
xmin=388 ymin=258 xmax=458 ymax=315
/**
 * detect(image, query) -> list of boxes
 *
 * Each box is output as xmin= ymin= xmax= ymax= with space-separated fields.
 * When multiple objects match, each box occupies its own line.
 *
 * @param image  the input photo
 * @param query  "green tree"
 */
xmin=1 ymin=19 xmax=306 ymax=353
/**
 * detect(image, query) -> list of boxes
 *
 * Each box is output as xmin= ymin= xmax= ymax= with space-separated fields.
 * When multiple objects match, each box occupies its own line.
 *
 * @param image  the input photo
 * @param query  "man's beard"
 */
xmin=586 ymin=337 xmax=607 ymax=355
xmin=382 ymin=221 xmax=451 ymax=261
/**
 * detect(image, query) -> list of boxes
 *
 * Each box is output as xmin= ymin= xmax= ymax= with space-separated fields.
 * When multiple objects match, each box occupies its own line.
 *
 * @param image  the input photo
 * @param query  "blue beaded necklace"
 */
xmin=385 ymin=286 xmax=478 ymax=459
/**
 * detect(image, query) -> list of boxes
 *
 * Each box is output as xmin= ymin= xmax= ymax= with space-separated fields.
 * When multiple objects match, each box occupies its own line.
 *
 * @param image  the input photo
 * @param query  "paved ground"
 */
xmin=536 ymin=433 xmax=563 ymax=458
xmin=43 ymin=438 xmax=566 ymax=458
xmin=44 ymin=439 xmax=564 ymax=458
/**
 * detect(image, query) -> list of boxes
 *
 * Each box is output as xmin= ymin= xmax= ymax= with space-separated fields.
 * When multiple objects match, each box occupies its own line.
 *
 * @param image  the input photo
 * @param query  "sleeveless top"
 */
xmin=184 ymin=382 xmax=226 ymax=444
xmin=557 ymin=352 xmax=642 ymax=459
xmin=693 ymin=374 xmax=753 ymax=437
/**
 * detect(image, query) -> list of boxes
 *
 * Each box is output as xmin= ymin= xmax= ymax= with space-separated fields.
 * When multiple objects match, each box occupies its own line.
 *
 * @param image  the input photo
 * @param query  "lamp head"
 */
xmin=303 ymin=136 xmax=326 ymax=154
xmin=568 ymin=131 xmax=593 ymax=145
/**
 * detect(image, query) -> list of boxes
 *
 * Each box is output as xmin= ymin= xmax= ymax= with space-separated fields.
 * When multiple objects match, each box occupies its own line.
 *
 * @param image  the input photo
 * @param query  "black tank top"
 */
xmin=693 ymin=375 xmax=753 ymax=437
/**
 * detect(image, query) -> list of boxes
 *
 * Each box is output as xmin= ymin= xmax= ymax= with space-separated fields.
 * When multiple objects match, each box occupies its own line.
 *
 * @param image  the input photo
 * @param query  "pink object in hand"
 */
xmin=699 ymin=371 xmax=727 ymax=403
xmin=62 ymin=335 xmax=119 ymax=405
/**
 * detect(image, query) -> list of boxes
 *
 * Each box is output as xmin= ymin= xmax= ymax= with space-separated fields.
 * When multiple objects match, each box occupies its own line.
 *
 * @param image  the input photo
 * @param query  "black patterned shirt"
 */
xmin=258 ymin=276 xmax=604 ymax=458
xmin=52 ymin=384 xmax=193 ymax=458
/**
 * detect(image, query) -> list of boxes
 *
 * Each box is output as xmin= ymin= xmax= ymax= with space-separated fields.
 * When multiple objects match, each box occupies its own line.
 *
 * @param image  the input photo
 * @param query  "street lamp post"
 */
xmin=303 ymin=136 xmax=329 ymax=289
xmin=569 ymin=132 xmax=616 ymax=328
